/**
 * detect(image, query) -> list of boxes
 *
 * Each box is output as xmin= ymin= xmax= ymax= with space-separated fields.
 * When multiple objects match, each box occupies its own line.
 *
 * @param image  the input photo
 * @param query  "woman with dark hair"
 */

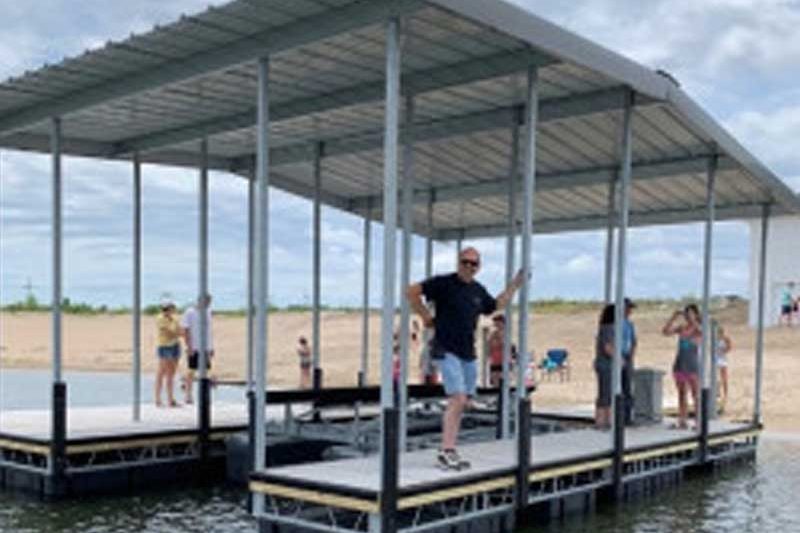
xmin=662 ymin=304 xmax=703 ymax=429
xmin=594 ymin=304 xmax=616 ymax=429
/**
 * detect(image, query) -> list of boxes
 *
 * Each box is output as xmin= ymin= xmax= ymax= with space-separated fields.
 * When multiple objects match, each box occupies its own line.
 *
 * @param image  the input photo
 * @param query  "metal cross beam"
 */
xmin=436 ymin=202 xmax=781 ymax=239
xmin=0 ymin=131 xmax=238 ymax=171
xmin=263 ymin=87 xmax=651 ymax=168
xmin=350 ymin=154 xmax=738 ymax=213
xmin=0 ymin=0 xmax=425 ymax=135
xmin=112 ymin=49 xmax=555 ymax=155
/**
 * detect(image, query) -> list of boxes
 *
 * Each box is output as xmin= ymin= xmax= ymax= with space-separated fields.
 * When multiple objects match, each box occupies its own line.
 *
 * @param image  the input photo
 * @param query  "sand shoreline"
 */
xmin=1 ymin=302 xmax=798 ymax=431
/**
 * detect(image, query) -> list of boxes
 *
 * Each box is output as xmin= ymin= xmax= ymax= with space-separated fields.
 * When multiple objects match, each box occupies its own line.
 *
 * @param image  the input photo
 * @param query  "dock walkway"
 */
xmin=251 ymin=419 xmax=759 ymax=532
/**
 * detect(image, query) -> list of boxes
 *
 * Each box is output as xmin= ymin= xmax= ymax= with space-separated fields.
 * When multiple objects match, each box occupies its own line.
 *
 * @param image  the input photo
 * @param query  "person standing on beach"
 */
xmin=488 ymin=314 xmax=507 ymax=387
xmin=715 ymin=324 xmax=732 ymax=413
xmin=780 ymin=283 xmax=794 ymax=327
xmin=297 ymin=336 xmax=312 ymax=389
xmin=662 ymin=304 xmax=702 ymax=429
xmin=155 ymin=298 xmax=181 ymax=407
xmin=594 ymin=304 xmax=615 ymax=429
xmin=181 ymin=293 xmax=214 ymax=404
xmin=407 ymin=246 xmax=525 ymax=470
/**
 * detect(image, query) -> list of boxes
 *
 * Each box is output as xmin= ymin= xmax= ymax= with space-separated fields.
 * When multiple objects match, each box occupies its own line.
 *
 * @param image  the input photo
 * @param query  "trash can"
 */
xmin=633 ymin=368 xmax=664 ymax=423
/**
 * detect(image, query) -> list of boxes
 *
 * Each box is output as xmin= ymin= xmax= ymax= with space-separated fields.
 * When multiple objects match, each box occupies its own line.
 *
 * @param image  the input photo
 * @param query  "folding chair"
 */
xmin=540 ymin=349 xmax=570 ymax=382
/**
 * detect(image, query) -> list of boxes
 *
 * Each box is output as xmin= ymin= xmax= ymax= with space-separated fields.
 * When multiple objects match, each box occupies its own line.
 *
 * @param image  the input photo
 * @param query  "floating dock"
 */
xmin=0 ymin=401 xmax=250 ymax=497
xmin=250 ymin=419 xmax=759 ymax=532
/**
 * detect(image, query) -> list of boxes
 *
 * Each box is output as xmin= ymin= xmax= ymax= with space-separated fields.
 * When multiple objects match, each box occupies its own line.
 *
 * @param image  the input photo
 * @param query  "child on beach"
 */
xmin=297 ymin=336 xmax=312 ymax=389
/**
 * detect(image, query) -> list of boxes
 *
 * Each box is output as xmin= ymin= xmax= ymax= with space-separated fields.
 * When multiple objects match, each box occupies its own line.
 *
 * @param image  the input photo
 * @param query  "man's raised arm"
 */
xmin=495 ymin=269 xmax=526 ymax=311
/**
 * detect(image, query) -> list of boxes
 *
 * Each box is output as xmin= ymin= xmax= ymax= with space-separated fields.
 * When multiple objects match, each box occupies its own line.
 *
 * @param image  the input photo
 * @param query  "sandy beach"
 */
xmin=1 ymin=301 xmax=797 ymax=431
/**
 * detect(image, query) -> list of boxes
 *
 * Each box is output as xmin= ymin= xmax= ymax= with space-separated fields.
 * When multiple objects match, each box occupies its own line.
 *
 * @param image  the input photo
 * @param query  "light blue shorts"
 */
xmin=436 ymin=353 xmax=477 ymax=397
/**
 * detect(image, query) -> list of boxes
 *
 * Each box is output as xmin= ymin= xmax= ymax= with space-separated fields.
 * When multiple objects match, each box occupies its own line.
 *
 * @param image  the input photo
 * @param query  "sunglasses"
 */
xmin=460 ymin=259 xmax=480 ymax=268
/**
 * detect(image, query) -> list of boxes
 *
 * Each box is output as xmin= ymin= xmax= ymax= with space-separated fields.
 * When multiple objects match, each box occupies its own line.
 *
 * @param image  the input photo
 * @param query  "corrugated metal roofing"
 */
xmin=0 ymin=0 xmax=797 ymax=239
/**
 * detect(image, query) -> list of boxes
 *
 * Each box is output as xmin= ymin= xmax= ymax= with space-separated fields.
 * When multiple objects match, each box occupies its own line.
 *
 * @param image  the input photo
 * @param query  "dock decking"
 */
xmin=251 ymin=419 xmax=759 ymax=532
xmin=0 ymin=400 xmax=262 ymax=497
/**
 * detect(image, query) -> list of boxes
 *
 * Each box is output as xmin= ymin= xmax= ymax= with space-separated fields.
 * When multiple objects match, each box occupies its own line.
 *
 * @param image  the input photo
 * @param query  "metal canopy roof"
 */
xmin=1 ymin=0 xmax=798 ymax=239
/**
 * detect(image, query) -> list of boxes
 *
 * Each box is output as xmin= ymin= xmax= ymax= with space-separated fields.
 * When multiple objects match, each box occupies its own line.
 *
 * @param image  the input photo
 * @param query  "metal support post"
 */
xmin=198 ymin=137 xmax=211 ymax=460
xmin=312 ymin=142 xmax=324 ymax=391
xmin=132 ymin=153 xmax=142 ymax=422
xmin=604 ymin=179 xmax=616 ymax=304
xmin=360 ymin=203 xmax=372 ymax=387
xmin=420 ymin=192 xmax=434 ymax=385
xmin=515 ymin=66 xmax=538 ymax=515
xmin=425 ymin=193 xmax=434 ymax=278
xmin=612 ymin=89 xmax=634 ymax=500
xmin=245 ymin=170 xmax=256 ymax=512
xmin=247 ymin=173 xmax=255 ymax=389
xmin=480 ymin=326 xmax=489 ymax=387
xmin=754 ymin=205 xmax=770 ymax=426
xmin=0 ymin=151 xmax=2 ymax=424
xmin=253 ymin=56 xmax=271 ymax=515
xmin=50 ymin=117 xmax=67 ymax=489
xmin=380 ymin=17 xmax=402 ymax=533
xmin=502 ymin=119 xmax=519 ymax=440
xmin=398 ymin=93 xmax=415 ymax=451
xmin=51 ymin=117 xmax=63 ymax=385
xmin=709 ymin=320 xmax=719 ymax=421
xmin=699 ymin=155 xmax=717 ymax=460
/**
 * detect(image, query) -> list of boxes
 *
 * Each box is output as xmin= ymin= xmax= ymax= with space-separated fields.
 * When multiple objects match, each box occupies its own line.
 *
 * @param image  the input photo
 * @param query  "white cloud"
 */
xmin=565 ymin=253 xmax=598 ymax=274
xmin=724 ymin=106 xmax=800 ymax=182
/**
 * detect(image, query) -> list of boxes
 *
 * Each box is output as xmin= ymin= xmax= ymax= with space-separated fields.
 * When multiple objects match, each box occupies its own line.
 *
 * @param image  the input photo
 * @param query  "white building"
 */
xmin=749 ymin=216 xmax=800 ymax=327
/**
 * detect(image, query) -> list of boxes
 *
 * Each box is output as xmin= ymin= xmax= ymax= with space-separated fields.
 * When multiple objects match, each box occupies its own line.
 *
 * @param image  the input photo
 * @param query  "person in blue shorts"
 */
xmin=407 ymin=246 xmax=524 ymax=470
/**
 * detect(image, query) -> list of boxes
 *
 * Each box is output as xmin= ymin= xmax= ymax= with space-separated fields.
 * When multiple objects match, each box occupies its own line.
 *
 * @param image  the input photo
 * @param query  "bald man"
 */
xmin=408 ymin=246 xmax=524 ymax=470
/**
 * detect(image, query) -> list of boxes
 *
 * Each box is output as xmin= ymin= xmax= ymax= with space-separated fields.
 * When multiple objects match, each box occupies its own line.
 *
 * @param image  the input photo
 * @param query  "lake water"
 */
xmin=0 ymin=369 xmax=244 ymax=411
xmin=0 ymin=369 xmax=798 ymax=532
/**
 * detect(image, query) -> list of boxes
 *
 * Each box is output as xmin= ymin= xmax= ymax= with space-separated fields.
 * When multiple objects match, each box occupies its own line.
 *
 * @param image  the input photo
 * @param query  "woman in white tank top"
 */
xmin=715 ymin=325 xmax=732 ymax=412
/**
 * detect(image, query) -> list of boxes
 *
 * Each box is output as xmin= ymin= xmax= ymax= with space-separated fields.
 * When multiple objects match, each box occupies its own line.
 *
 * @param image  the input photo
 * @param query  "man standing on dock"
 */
xmin=181 ymin=293 xmax=214 ymax=404
xmin=408 ymin=247 xmax=525 ymax=470
xmin=622 ymin=298 xmax=638 ymax=426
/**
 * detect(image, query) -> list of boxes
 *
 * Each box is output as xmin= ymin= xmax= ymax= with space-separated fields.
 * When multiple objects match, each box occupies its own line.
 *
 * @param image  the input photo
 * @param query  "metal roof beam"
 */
xmin=348 ymin=154 xmax=738 ymax=211
xmin=0 ymin=131 xmax=236 ymax=172
xmin=269 ymin=87 xmax=648 ymax=167
xmin=0 ymin=0 xmax=425 ymax=134
xmin=113 ymin=49 xmax=556 ymax=155
xmin=436 ymin=203 xmax=777 ymax=239
xmin=270 ymin=172 xmax=351 ymax=211
xmin=0 ymin=132 xmax=113 ymax=158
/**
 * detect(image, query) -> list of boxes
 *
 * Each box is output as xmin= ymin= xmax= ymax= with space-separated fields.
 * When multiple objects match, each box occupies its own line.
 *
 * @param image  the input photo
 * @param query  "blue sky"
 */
xmin=1 ymin=0 xmax=799 ymax=309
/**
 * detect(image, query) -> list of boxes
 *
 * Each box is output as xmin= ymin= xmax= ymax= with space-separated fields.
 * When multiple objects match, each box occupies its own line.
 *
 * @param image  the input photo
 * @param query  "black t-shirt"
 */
xmin=421 ymin=273 xmax=497 ymax=360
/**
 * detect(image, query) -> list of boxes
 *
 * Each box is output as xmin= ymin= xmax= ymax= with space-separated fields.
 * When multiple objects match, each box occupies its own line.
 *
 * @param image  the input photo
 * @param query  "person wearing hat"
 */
xmin=622 ymin=298 xmax=638 ymax=425
xmin=155 ymin=297 xmax=182 ymax=407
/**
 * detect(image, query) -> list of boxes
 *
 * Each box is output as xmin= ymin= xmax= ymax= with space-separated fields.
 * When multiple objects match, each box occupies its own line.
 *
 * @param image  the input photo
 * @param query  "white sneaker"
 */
xmin=436 ymin=449 xmax=470 ymax=471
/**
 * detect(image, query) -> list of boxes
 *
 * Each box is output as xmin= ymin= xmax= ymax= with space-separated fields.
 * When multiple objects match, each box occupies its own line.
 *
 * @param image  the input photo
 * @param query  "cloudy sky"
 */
xmin=1 ymin=0 xmax=798 ymax=309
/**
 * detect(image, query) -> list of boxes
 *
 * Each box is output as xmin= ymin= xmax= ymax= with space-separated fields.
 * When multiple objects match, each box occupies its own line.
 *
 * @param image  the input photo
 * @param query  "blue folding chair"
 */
xmin=540 ymin=349 xmax=570 ymax=382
